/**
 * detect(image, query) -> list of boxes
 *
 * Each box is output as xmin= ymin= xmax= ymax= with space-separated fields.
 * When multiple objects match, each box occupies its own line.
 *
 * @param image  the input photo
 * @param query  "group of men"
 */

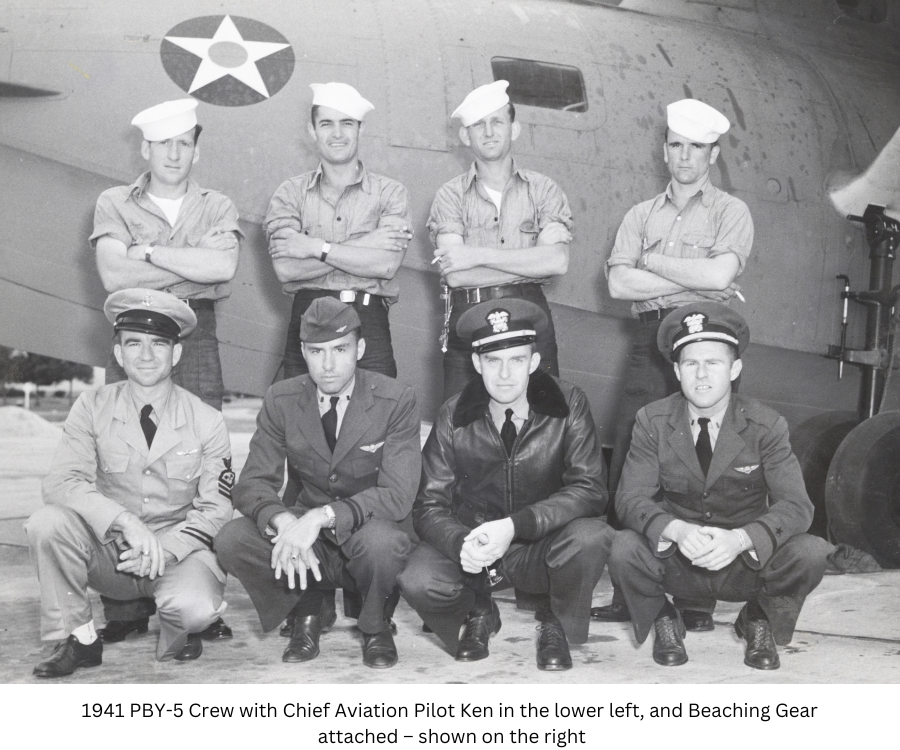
xmin=25 ymin=78 xmax=832 ymax=678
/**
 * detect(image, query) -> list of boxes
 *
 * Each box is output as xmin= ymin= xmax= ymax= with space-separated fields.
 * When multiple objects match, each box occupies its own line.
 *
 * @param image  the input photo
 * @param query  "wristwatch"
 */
xmin=320 ymin=241 xmax=332 ymax=263
xmin=145 ymin=243 xmax=156 ymax=264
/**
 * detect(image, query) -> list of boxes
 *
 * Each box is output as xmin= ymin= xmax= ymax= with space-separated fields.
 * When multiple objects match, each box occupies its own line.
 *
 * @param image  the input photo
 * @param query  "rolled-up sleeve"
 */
xmin=427 ymin=180 xmax=466 ymax=245
xmin=264 ymin=179 xmax=305 ymax=241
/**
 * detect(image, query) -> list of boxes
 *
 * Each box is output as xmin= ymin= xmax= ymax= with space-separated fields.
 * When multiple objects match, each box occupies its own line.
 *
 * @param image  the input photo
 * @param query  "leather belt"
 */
xmin=296 ymin=289 xmax=377 ymax=306
xmin=638 ymin=307 xmax=676 ymax=323
xmin=186 ymin=299 xmax=215 ymax=311
xmin=450 ymin=282 xmax=540 ymax=305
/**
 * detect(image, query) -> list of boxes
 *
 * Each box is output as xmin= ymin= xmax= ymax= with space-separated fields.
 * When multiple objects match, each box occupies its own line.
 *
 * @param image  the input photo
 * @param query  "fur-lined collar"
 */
xmin=452 ymin=369 xmax=569 ymax=428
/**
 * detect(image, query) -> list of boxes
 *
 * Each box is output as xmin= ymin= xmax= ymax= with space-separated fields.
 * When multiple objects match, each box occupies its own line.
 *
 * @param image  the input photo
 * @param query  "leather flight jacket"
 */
xmin=414 ymin=370 xmax=607 ymax=562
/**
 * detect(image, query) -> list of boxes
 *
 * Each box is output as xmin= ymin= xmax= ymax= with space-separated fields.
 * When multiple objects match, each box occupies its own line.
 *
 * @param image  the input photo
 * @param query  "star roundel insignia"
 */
xmin=161 ymin=15 xmax=294 ymax=107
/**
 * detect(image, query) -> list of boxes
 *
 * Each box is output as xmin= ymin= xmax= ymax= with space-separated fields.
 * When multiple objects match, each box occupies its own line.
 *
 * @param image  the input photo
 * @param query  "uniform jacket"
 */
xmin=42 ymin=382 xmax=234 ymax=571
xmin=233 ymin=368 xmax=421 ymax=545
xmin=617 ymin=392 xmax=813 ymax=567
xmin=414 ymin=370 xmax=606 ymax=563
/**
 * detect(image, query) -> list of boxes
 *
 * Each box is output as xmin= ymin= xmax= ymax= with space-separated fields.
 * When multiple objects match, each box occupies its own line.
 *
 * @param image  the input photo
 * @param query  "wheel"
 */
xmin=825 ymin=411 xmax=900 ymax=568
xmin=790 ymin=411 xmax=859 ymax=539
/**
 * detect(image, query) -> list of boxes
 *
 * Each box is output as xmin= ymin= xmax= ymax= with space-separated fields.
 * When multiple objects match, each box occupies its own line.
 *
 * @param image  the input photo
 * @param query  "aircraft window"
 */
xmin=491 ymin=58 xmax=588 ymax=113
xmin=836 ymin=0 xmax=888 ymax=23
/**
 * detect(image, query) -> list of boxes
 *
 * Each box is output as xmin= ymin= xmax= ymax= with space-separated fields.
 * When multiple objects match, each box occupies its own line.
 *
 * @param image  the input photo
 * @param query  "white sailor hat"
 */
xmin=457 ymin=298 xmax=548 ymax=354
xmin=452 ymin=80 xmax=510 ymax=127
xmin=666 ymin=99 xmax=730 ymax=144
xmin=131 ymin=99 xmax=199 ymax=142
xmin=310 ymin=82 xmax=374 ymax=121
xmin=104 ymin=288 xmax=197 ymax=340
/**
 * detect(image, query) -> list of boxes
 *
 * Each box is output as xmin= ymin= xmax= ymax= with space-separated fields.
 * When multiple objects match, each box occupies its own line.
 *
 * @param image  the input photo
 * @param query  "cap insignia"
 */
xmin=683 ymin=313 xmax=706 ymax=334
xmin=142 ymin=292 xmax=154 ymax=307
xmin=487 ymin=309 xmax=510 ymax=333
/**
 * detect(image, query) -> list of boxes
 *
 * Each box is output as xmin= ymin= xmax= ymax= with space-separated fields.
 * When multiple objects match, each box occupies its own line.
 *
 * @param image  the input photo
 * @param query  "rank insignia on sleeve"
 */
xmin=218 ymin=457 xmax=235 ymax=499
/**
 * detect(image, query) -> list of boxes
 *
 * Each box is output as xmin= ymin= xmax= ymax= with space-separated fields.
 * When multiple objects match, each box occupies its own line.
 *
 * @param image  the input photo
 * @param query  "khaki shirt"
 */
xmin=42 ymin=382 xmax=234 ymax=568
xmin=90 ymin=173 xmax=243 ymax=301
xmin=605 ymin=176 xmax=753 ymax=314
xmin=264 ymin=163 xmax=411 ymax=301
xmin=427 ymin=160 xmax=573 ymax=286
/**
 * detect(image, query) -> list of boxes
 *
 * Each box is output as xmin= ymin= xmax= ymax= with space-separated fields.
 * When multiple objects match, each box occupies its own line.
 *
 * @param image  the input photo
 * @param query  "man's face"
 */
xmin=307 ymin=106 xmax=362 ymax=166
xmin=301 ymin=332 xmax=365 ymax=395
xmin=663 ymin=129 xmax=719 ymax=187
xmin=459 ymin=105 xmax=520 ymax=163
xmin=114 ymin=331 xmax=181 ymax=389
xmin=472 ymin=344 xmax=540 ymax=405
xmin=141 ymin=128 xmax=198 ymax=188
xmin=674 ymin=340 xmax=742 ymax=415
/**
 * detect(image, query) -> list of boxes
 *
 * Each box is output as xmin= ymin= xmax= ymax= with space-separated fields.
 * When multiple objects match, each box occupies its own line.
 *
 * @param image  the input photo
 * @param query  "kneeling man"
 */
xmin=215 ymin=298 xmax=420 ymax=668
xmin=399 ymin=299 xmax=612 ymax=671
xmin=27 ymin=289 xmax=233 ymax=676
xmin=609 ymin=302 xmax=832 ymax=669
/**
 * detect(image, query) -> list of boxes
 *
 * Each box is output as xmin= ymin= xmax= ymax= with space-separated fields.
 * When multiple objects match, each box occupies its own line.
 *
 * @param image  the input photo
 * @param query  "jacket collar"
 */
xmin=452 ymin=369 xmax=568 ymax=428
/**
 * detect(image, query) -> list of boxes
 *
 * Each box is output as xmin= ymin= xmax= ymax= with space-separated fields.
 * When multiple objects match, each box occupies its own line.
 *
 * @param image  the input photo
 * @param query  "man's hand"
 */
xmin=346 ymin=223 xmax=412 ymax=251
xmin=269 ymin=229 xmax=325 ymax=261
xmin=689 ymin=527 xmax=744 ymax=571
xmin=433 ymin=244 xmax=483 ymax=274
xmin=461 ymin=518 xmax=515 ymax=571
xmin=459 ymin=538 xmax=496 ymax=574
xmin=110 ymin=511 xmax=166 ymax=579
xmin=662 ymin=519 xmax=713 ymax=561
xmin=197 ymin=227 xmax=238 ymax=252
xmin=269 ymin=509 xmax=328 ymax=590
xmin=697 ymin=281 xmax=742 ymax=303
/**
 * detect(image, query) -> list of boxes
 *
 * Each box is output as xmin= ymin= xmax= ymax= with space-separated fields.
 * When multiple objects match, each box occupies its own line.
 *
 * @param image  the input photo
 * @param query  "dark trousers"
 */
xmin=442 ymin=284 xmax=559 ymax=402
xmin=283 ymin=290 xmax=396 ymax=379
xmin=609 ymin=529 xmax=832 ymax=646
xmin=215 ymin=516 xmax=411 ymax=635
xmin=398 ymin=518 xmax=612 ymax=653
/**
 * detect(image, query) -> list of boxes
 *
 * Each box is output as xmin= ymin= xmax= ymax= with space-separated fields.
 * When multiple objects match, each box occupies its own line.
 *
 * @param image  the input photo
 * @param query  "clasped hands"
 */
xmin=269 ymin=217 xmax=411 ymax=261
xmin=664 ymin=520 xmax=744 ymax=571
xmin=269 ymin=509 xmax=330 ymax=590
xmin=110 ymin=511 xmax=172 ymax=579
xmin=459 ymin=518 xmax=515 ymax=574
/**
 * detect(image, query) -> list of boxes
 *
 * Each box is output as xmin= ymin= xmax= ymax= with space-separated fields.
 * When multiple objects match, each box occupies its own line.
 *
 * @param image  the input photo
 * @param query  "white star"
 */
xmin=165 ymin=15 xmax=290 ymax=98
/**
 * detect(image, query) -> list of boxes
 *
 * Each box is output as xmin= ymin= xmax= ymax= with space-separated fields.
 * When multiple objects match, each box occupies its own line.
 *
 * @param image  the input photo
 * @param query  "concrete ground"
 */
xmin=1 ymin=401 xmax=898 ymax=684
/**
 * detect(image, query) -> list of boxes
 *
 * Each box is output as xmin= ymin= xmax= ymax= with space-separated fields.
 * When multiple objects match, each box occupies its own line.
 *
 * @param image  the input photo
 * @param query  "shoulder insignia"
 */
xmin=734 ymin=464 xmax=760 ymax=475
xmin=359 ymin=441 xmax=385 ymax=453
xmin=218 ymin=457 xmax=235 ymax=499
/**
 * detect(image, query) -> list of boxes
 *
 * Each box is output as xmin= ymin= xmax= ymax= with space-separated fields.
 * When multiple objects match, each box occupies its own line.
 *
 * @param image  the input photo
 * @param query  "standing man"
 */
xmin=93 ymin=99 xmax=243 ymax=411
xmin=92 ymin=100 xmax=240 ymax=641
xmin=609 ymin=303 xmax=831 ymax=670
xmin=215 ymin=298 xmax=420 ymax=669
xmin=595 ymin=98 xmax=753 ymax=628
xmin=265 ymin=82 xmax=412 ymax=379
xmin=429 ymin=80 xmax=573 ymax=401
xmin=399 ymin=299 xmax=612 ymax=671
xmin=26 ymin=290 xmax=234 ymax=677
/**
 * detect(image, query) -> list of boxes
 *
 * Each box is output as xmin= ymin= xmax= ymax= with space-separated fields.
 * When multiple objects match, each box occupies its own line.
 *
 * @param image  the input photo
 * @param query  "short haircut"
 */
xmin=675 ymin=341 xmax=737 ymax=364
xmin=301 ymin=327 xmax=361 ymax=346
xmin=508 ymin=102 xmax=516 ymax=122
xmin=192 ymin=124 xmax=203 ymax=145
xmin=664 ymin=126 xmax=717 ymax=149
xmin=310 ymin=105 xmax=360 ymax=127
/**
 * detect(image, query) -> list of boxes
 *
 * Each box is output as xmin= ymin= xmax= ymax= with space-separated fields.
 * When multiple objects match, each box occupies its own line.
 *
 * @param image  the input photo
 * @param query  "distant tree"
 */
xmin=0 ymin=346 xmax=28 ymax=405
xmin=2 ymin=349 xmax=94 ymax=405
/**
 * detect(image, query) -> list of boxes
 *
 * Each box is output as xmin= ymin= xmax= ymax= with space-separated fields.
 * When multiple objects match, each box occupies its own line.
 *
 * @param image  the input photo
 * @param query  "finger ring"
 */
xmin=290 ymin=555 xmax=298 ymax=560
xmin=141 ymin=552 xmax=150 ymax=557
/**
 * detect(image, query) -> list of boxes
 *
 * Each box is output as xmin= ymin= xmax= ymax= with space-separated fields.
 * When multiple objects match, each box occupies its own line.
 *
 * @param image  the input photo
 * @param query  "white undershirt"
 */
xmin=147 ymin=193 xmax=185 ymax=226
xmin=484 ymin=185 xmax=503 ymax=211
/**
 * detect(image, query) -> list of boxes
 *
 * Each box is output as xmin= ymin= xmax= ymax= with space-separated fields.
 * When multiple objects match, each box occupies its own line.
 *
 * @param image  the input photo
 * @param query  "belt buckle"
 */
xmin=466 ymin=288 xmax=482 ymax=304
xmin=339 ymin=290 xmax=357 ymax=303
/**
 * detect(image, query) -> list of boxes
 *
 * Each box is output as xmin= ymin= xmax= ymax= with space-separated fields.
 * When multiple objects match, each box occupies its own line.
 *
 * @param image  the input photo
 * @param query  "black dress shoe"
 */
xmin=735 ymin=606 xmax=780 ymax=670
xmin=174 ymin=633 xmax=203 ymax=661
xmin=535 ymin=617 xmax=572 ymax=671
xmin=34 ymin=635 xmax=102 ymax=678
xmin=653 ymin=606 xmax=688 ymax=666
xmin=680 ymin=609 xmax=715 ymax=632
xmin=98 ymin=617 xmax=149 ymax=643
xmin=456 ymin=600 xmax=501 ymax=662
xmin=198 ymin=618 xmax=233 ymax=641
xmin=362 ymin=629 xmax=398 ymax=669
xmin=283 ymin=615 xmax=324 ymax=663
xmin=280 ymin=593 xmax=337 ymax=637
xmin=590 ymin=601 xmax=631 ymax=622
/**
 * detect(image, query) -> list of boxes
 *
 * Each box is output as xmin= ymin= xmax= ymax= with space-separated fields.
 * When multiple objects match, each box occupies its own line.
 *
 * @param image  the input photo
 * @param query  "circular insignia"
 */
xmin=161 ymin=15 xmax=294 ymax=107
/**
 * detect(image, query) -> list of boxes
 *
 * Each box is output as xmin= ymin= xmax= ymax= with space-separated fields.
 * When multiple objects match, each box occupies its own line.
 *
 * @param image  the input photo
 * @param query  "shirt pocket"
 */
xmin=97 ymin=449 xmax=130 ymax=475
xmin=125 ymin=220 xmax=160 ymax=246
xmin=679 ymin=233 xmax=715 ymax=259
xmin=518 ymin=219 xmax=540 ymax=246
xmin=351 ymin=455 xmax=380 ymax=482
xmin=165 ymin=457 xmax=203 ymax=483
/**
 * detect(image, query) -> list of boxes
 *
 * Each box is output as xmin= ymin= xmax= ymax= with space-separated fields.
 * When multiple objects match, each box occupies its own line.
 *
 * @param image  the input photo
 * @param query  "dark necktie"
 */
xmin=501 ymin=408 xmax=517 ymax=456
xmin=140 ymin=404 xmax=157 ymax=448
xmin=696 ymin=417 xmax=712 ymax=476
xmin=322 ymin=396 xmax=339 ymax=453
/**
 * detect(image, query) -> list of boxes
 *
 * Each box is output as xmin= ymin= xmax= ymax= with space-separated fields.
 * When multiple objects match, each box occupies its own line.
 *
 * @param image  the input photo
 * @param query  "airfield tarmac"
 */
xmin=1 ymin=400 xmax=898 ymax=685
